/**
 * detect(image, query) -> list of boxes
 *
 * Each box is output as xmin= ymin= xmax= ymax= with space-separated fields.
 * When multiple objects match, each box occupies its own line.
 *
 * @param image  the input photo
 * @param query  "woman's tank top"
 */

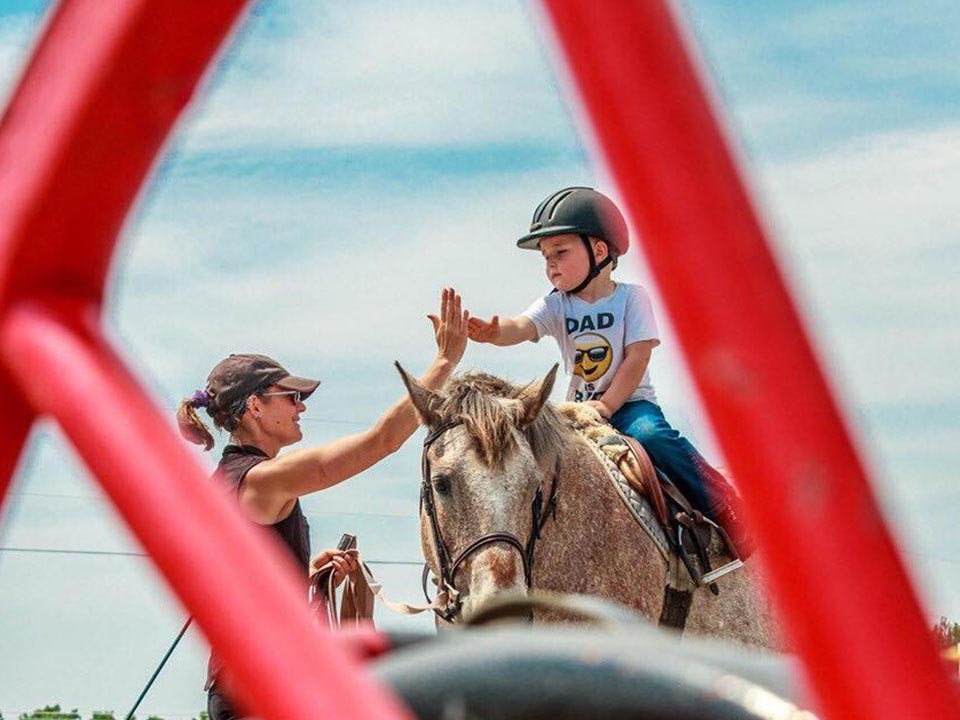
xmin=217 ymin=445 xmax=311 ymax=571
xmin=206 ymin=444 xmax=311 ymax=690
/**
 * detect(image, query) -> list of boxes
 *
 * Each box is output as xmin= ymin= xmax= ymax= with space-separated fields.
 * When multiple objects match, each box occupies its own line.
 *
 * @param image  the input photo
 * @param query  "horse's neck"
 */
xmin=536 ymin=426 xmax=776 ymax=647
xmin=537 ymin=431 xmax=667 ymax=579
xmin=553 ymin=427 xmax=632 ymax=503
xmin=551 ymin=434 xmax=612 ymax=521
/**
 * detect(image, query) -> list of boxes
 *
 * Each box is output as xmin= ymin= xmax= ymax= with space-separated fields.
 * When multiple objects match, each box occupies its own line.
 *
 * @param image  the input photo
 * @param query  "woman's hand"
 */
xmin=309 ymin=549 xmax=359 ymax=587
xmin=427 ymin=287 xmax=469 ymax=367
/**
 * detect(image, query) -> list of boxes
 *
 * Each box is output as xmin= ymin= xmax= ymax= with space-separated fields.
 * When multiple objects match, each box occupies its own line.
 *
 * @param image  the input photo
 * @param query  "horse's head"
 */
xmin=398 ymin=363 xmax=561 ymax=623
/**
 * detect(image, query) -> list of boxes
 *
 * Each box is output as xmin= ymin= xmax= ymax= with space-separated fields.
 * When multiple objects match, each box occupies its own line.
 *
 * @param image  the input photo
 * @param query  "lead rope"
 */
xmin=310 ymin=547 xmax=457 ymax=622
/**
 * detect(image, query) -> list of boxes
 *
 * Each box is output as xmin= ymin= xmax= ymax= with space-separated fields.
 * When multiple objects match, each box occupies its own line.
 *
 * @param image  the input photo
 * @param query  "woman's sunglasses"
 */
xmin=260 ymin=389 xmax=304 ymax=404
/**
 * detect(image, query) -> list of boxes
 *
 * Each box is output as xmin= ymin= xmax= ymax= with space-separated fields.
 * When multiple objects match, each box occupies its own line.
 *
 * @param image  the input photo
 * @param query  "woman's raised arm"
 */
xmin=242 ymin=288 xmax=468 ymax=519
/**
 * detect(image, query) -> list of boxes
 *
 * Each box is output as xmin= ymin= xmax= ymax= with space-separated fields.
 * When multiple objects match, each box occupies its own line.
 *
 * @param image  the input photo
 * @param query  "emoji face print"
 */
xmin=573 ymin=333 xmax=613 ymax=382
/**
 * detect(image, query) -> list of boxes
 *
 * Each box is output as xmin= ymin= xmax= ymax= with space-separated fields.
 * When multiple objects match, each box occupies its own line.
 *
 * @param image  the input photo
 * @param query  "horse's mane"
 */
xmin=436 ymin=371 xmax=572 ymax=472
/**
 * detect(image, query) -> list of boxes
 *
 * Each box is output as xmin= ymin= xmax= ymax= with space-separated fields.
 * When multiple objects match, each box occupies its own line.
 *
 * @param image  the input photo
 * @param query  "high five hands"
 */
xmin=427 ymin=288 xmax=469 ymax=366
xmin=466 ymin=314 xmax=501 ymax=344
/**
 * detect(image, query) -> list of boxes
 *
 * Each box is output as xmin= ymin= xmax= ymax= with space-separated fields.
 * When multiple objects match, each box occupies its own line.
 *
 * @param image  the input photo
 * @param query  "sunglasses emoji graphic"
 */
xmin=573 ymin=333 xmax=613 ymax=382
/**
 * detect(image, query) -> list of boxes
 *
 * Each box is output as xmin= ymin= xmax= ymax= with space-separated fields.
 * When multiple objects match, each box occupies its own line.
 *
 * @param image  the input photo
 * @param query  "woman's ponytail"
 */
xmin=177 ymin=390 xmax=215 ymax=451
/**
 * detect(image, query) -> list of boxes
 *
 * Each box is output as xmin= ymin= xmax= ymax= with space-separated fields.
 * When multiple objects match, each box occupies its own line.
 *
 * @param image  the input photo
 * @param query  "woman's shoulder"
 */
xmin=218 ymin=445 xmax=269 ymax=485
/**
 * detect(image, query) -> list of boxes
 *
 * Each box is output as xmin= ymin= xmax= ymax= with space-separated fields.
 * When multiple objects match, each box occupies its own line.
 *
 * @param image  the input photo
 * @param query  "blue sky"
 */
xmin=1 ymin=1 xmax=959 ymax=717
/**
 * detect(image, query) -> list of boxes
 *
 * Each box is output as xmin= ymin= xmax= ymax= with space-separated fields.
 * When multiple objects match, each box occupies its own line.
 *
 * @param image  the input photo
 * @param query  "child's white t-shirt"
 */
xmin=522 ymin=283 xmax=660 ymax=404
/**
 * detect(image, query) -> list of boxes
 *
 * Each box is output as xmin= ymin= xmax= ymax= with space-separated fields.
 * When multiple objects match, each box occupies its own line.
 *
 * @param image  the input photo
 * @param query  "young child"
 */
xmin=467 ymin=186 xmax=751 ymax=554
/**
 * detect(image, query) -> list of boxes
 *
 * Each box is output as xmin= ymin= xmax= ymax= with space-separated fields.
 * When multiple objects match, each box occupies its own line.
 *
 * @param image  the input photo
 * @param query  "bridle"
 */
xmin=419 ymin=419 xmax=559 ymax=622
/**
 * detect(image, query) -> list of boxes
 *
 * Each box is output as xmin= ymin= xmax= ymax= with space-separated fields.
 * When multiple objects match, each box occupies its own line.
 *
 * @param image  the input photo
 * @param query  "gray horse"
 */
xmin=399 ymin=365 xmax=779 ymax=648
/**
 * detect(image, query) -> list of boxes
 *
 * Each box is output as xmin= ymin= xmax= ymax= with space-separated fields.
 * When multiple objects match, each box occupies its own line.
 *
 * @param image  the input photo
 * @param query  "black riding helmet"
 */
xmin=517 ymin=187 xmax=629 ymax=294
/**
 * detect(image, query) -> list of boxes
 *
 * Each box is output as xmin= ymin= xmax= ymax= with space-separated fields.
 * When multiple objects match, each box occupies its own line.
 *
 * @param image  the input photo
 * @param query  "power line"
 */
xmin=7 ymin=491 xmax=419 ymax=520
xmin=305 ymin=509 xmax=416 ymax=520
xmin=0 ymin=545 xmax=422 ymax=565
xmin=17 ymin=544 xmax=959 ymax=567
xmin=1 ymin=546 xmax=144 ymax=558
xmin=7 ymin=504 xmax=958 ymax=567
xmin=8 ymin=490 xmax=103 ymax=500
xmin=6 ymin=542 xmax=958 ymax=568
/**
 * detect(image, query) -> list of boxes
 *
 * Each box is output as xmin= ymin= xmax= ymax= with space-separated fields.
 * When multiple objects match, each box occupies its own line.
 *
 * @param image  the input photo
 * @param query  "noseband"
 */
xmin=420 ymin=419 xmax=558 ymax=622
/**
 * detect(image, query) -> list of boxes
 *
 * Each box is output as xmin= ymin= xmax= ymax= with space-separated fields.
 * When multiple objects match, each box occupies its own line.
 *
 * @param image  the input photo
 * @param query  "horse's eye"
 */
xmin=433 ymin=475 xmax=452 ymax=495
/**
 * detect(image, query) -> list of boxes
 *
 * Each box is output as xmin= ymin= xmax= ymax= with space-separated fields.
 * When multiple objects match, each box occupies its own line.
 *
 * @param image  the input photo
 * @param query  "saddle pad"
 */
xmin=579 ymin=431 xmax=672 ymax=560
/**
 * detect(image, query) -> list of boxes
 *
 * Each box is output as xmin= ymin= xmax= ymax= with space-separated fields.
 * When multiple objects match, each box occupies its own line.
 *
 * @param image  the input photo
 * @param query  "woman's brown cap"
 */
xmin=205 ymin=353 xmax=319 ymax=420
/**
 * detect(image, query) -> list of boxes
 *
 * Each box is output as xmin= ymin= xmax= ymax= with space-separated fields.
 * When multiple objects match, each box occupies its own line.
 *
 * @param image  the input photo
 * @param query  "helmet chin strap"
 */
xmin=567 ymin=234 xmax=612 ymax=294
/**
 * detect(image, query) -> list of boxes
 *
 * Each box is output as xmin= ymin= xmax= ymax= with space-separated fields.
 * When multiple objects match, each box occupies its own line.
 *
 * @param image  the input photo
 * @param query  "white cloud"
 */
xmin=757 ymin=125 xmax=960 ymax=407
xmin=184 ymin=0 xmax=575 ymax=151
xmin=111 ymin=169 xmax=591 ymax=389
xmin=734 ymin=92 xmax=871 ymax=147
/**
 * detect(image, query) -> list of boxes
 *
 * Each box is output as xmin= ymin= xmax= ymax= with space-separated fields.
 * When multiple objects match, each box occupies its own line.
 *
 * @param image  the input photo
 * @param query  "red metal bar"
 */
xmin=0 ymin=2 xmax=410 ymax=719
xmin=0 ymin=300 xmax=412 ymax=720
xmin=0 ymin=1 xmax=249 ymax=305
xmin=0 ymin=377 xmax=33 ymax=519
xmin=541 ymin=2 xmax=959 ymax=718
xmin=338 ymin=625 xmax=397 ymax=661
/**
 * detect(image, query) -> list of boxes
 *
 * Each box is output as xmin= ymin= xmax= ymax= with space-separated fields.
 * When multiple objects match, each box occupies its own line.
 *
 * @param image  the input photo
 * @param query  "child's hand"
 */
xmin=467 ymin=315 xmax=501 ymax=344
xmin=584 ymin=400 xmax=612 ymax=420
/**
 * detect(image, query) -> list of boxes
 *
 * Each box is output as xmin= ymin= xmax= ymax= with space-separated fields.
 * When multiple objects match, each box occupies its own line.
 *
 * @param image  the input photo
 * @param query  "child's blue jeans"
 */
xmin=610 ymin=400 xmax=729 ymax=516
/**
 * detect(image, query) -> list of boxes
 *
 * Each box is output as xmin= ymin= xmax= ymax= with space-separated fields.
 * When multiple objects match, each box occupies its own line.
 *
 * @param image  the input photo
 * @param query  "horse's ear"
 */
xmin=396 ymin=361 xmax=443 ymax=427
xmin=516 ymin=363 xmax=558 ymax=427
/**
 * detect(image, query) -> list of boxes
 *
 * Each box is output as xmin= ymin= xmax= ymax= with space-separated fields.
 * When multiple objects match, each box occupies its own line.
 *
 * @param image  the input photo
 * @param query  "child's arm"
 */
xmin=585 ymin=340 xmax=657 ymax=419
xmin=468 ymin=315 xmax=538 ymax=346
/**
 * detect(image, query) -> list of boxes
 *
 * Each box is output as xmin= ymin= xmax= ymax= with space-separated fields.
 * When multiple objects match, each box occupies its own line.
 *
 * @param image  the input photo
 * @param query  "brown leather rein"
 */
xmin=419 ymin=419 xmax=559 ymax=622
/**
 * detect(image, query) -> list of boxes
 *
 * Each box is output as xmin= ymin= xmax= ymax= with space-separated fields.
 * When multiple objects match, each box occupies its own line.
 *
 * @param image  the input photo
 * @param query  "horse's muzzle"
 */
xmin=463 ymin=589 xmax=536 ymax=626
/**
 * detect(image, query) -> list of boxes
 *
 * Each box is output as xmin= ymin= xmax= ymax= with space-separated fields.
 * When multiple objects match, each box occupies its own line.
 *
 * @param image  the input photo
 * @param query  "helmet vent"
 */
xmin=545 ymin=188 xmax=576 ymax=221
xmin=531 ymin=196 xmax=551 ymax=224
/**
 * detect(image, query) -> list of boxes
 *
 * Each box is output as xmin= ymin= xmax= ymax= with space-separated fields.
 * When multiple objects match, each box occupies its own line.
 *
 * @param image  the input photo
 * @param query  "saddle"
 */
xmin=557 ymin=403 xmax=743 ymax=592
xmin=596 ymin=433 xmax=744 ymax=591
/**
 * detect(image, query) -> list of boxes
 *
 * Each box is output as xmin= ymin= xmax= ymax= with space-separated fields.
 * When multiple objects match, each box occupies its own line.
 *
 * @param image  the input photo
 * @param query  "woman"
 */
xmin=176 ymin=288 xmax=469 ymax=720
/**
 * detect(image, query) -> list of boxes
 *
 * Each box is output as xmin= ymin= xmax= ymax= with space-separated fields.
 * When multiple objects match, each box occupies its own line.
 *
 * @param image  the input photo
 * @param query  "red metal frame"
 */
xmin=0 ymin=2 xmax=410 ymax=719
xmin=0 ymin=0 xmax=955 ymax=718
xmin=541 ymin=1 xmax=960 ymax=718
